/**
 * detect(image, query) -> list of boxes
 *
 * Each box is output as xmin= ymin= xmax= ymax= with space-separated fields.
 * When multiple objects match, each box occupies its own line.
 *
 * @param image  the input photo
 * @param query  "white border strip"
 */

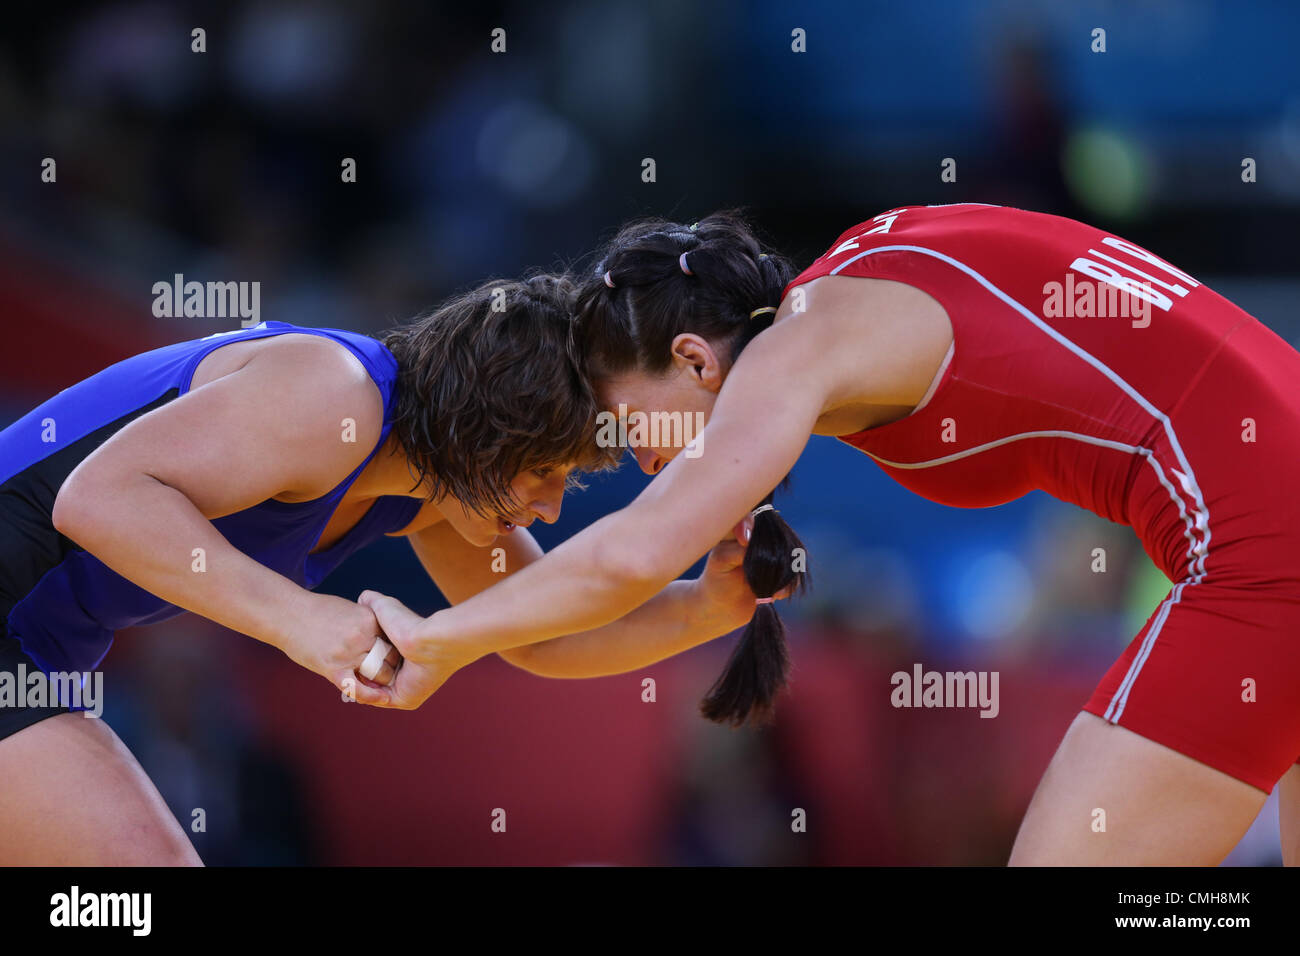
xmin=910 ymin=341 xmax=954 ymax=416
xmin=861 ymin=429 xmax=1142 ymax=470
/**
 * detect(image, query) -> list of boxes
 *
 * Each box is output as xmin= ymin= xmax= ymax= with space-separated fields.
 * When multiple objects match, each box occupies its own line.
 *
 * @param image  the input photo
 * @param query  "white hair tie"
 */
xmin=603 ymin=271 xmax=616 ymax=289
xmin=679 ymin=252 xmax=693 ymax=275
xmin=750 ymin=504 xmax=776 ymax=519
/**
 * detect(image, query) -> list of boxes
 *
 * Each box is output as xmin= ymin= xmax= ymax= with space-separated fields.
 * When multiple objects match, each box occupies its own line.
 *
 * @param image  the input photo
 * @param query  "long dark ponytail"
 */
xmin=574 ymin=211 xmax=810 ymax=727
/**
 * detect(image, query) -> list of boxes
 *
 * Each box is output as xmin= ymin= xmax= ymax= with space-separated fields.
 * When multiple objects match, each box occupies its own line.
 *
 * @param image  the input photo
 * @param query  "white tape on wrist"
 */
xmin=360 ymin=636 xmax=391 ymax=680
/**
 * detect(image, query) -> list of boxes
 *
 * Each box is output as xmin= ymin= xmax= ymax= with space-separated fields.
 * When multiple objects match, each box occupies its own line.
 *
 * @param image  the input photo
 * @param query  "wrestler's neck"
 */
xmin=348 ymin=433 xmax=430 ymax=501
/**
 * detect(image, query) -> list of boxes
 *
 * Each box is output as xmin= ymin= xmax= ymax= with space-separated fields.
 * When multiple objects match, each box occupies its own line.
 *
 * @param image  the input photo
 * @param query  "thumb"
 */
xmin=708 ymin=538 xmax=746 ymax=574
xmin=371 ymin=598 xmax=426 ymax=655
xmin=359 ymin=590 xmax=416 ymax=629
xmin=388 ymin=659 xmax=447 ymax=711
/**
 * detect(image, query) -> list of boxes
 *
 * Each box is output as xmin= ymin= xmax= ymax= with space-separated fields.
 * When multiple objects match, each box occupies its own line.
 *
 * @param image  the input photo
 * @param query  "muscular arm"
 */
xmin=51 ymin=337 xmax=389 ymax=692
xmin=402 ymin=519 xmax=755 ymax=677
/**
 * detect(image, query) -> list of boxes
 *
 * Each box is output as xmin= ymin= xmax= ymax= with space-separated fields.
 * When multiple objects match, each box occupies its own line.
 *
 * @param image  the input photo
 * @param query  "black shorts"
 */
xmin=0 ymin=631 xmax=71 ymax=742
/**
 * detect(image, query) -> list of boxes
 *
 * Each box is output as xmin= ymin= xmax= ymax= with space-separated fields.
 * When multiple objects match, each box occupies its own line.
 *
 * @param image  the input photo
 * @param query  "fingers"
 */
xmin=360 ymin=589 xmax=404 ymax=613
xmin=709 ymin=538 xmax=746 ymax=573
xmin=371 ymin=656 xmax=400 ymax=686
xmin=358 ymin=591 xmax=403 ymax=628
xmin=340 ymin=670 xmax=390 ymax=706
xmin=357 ymin=589 xmax=405 ymax=619
xmin=363 ymin=665 xmax=428 ymax=711
xmin=733 ymin=517 xmax=754 ymax=546
xmin=357 ymin=591 xmax=422 ymax=651
xmin=358 ymin=636 xmax=392 ymax=680
xmin=353 ymin=637 xmax=405 ymax=687
xmin=374 ymin=643 xmax=403 ymax=685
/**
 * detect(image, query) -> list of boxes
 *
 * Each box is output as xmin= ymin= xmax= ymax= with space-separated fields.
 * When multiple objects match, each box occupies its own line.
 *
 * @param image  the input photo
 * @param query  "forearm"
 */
xmin=423 ymin=509 xmax=678 ymax=661
xmin=413 ymin=349 xmax=821 ymax=664
xmin=503 ymin=579 xmax=744 ymax=678
xmin=54 ymin=473 xmax=309 ymax=649
xmin=406 ymin=521 xmax=746 ymax=678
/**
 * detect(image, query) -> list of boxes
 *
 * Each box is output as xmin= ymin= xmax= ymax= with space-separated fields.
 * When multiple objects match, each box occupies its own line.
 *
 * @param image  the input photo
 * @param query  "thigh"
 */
xmin=1010 ymin=711 xmax=1267 ymax=865
xmin=0 ymin=711 xmax=202 ymax=865
xmin=1279 ymin=763 xmax=1300 ymax=866
xmin=1085 ymin=579 xmax=1300 ymax=794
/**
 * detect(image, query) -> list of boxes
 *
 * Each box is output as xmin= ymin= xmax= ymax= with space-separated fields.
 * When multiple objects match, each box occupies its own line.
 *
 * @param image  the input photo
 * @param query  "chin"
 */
xmin=453 ymin=522 xmax=495 ymax=547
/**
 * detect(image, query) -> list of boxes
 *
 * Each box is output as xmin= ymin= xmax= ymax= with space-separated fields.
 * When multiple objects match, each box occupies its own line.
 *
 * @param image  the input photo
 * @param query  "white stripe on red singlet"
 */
xmin=827 ymin=244 xmax=1212 ymax=722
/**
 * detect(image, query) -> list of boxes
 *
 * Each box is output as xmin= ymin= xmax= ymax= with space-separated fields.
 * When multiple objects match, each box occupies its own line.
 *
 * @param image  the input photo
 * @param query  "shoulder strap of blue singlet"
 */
xmin=177 ymin=322 xmax=399 ymax=410
xmin=179 ymin=323 xmax=405 ymax=512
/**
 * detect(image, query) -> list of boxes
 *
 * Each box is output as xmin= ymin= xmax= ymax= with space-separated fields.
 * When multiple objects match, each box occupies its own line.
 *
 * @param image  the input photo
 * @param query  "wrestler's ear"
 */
xmin=670 ymin=333 xmax=725 ymax=392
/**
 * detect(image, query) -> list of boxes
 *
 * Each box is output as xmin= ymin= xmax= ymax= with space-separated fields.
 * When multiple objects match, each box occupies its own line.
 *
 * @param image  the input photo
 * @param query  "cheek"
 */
xmin=509 ymin=479 xmax=539 ymax=507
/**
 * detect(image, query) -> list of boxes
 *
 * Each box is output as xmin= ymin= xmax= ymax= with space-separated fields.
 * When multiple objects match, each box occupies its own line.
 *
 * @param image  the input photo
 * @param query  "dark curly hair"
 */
xmin=381 ymin=274 xmax=620 ymax=517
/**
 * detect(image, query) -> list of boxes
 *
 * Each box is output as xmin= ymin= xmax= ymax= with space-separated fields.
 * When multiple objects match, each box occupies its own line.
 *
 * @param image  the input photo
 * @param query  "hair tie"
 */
xmin=679 ymin=252 xmax=693 ymax=276
xmin=750 ymin=503 xmax=776 ymax=519
xmin=755 ymin=597 xmax=775 ymax=605
xmin=603 ymin=271 xmax=616 ymax=289
xmin=749 ymin=307 xmax=777 ymax=320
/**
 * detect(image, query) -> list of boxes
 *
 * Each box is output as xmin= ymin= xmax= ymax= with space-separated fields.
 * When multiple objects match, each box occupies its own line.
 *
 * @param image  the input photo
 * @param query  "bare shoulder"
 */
xmin=64 ymin=333 xmax=390 ymax=512
xmin=194 ymin=332 xmax=377 ymax=412
xmin=193 ymin=332 xmax=371 ymax=386
xmin=778 ymin=274 xmax=950 ymax=337
xmin=252 ymin=335 xmax=384 ymax=440
xmin=189 ymin=333 xmax=385 ymax=492
xmin=770 ymin=273 xmax=953 ymax=413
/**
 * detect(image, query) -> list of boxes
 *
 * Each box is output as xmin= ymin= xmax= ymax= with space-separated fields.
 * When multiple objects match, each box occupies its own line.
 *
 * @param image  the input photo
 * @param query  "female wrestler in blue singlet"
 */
xmin=0 ymin=275 xmax=760 ymax=865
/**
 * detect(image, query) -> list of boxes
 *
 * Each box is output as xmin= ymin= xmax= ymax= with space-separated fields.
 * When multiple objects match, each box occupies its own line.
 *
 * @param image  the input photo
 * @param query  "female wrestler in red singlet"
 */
xmin=358 ymin=204 xmax=1300 ymax=865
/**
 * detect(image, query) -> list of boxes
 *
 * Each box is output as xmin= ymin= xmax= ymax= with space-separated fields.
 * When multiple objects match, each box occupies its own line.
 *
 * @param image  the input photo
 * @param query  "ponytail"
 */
xmin=699 ymin=490 xmax=809 ymax=726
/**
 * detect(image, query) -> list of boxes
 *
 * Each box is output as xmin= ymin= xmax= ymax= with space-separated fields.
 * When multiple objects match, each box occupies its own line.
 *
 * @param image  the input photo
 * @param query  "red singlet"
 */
xmin=786 ymin=203 xmax=1300 ymax=792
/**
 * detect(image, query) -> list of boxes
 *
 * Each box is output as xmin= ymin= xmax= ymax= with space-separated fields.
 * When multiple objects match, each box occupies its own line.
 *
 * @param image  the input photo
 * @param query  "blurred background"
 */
xmin=2 ymin=0 xmax=1296 ymax=864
